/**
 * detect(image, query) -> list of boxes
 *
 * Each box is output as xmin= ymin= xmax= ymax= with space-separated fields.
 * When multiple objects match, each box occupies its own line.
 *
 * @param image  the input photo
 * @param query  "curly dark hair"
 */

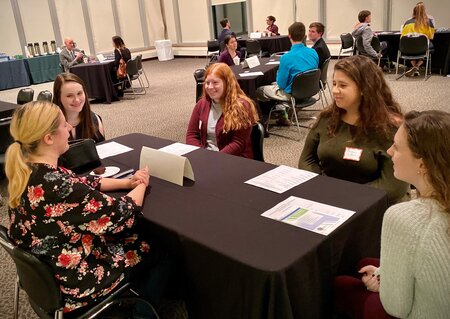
xmin=318 ymin=55 xmax=403 ymax=140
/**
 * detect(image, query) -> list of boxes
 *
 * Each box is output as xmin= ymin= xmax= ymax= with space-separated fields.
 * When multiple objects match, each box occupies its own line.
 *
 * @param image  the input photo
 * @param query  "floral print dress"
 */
xmin=8 ymin=163 xmax=150 ymax=313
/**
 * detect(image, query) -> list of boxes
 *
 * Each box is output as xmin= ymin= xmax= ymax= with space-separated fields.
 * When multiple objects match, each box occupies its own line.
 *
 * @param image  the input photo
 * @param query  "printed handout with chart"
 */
xmin=261 ymin=196 xmax=355 ymax=236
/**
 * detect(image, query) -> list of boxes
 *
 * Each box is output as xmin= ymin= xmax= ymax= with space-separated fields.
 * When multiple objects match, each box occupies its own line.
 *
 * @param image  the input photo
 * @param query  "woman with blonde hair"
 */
xmin=5 ymin=101 xmax=168 ymax=315
xmin=299 ymin=55 xmax=408 ymax=205
xmin=186 ymin=62 xmax=259 ymax=158
xmin=401 ymin=2 xmax=435 ymax=76
xmin=334 ymin=110 xmax=450 ymax=318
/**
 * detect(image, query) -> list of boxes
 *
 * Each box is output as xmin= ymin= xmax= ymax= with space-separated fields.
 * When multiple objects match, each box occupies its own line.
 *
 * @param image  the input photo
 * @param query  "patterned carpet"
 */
xmin=0 ymin=57 xmax=449 ymax=318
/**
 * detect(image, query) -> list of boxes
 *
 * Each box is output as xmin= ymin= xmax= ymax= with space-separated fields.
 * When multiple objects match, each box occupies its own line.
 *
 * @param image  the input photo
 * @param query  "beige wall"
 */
xmin=0 ymin=0 xmax=22 ymax=56
xmin=250 ymin=0 xmax=294 ymax=36
xmin=177 ymin=0 xmax=209 ymax=43
xmin=87 ymin=0 xmax=115 ymax=53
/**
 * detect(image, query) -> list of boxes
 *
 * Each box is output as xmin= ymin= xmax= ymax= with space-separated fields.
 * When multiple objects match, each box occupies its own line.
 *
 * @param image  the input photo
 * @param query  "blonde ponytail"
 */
xmin=5 ymin=101 xmax=61 ymax=208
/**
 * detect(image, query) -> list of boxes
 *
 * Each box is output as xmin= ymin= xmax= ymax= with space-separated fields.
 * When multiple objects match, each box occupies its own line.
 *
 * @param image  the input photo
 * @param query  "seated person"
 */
xmin=266 ymin=16 xmax=280 ymax=35
xmin=5 ymin=101 xmax=169 ymax=315
xmin=59 ymin=37 xmax=84 ymax=72
xmin=218 ymin=18 xmax=236 ymax=44
xmin=53 ymin=73 xmax=105 ymax=143
xmin=256 ymin=22 xmax=318 ymax=126
xmin=308 ymin=22 xmax=331 ymax=68
xmin=334 ymin=110 xmax=450 ymax=319
xmin=112 ymin=35 xmax=132 ymax=78
xmin=401 ymin=2 xmax=435 ymax=76
xmin=298 ymin=56 xmax=409 ymax=205
xmin=352 ymin=10 xmax=387 ymax=60
xmin=218 ymin=35 xmax=241 ymax=66
xmin=186 ymin=63 xmax=259 ymax=158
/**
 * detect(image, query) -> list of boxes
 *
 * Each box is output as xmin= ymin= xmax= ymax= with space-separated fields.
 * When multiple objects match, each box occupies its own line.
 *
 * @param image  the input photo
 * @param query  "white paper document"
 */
xmin=245 ymin=165 xmax=317 ymax=193
xmin=140 ymin=146 xmax=195 ymax=186
xmin=266 ymin=60 xmax=280 ymax=65
xmin=239 ymin=71 xmax=264 ymax=77
xmin=158 ymin=143 xmax=199 ymax=156
xmin=261 ymin=196 xmax=355 ymax=235
xmin=96 ymin=141 xmax=134 ymax=159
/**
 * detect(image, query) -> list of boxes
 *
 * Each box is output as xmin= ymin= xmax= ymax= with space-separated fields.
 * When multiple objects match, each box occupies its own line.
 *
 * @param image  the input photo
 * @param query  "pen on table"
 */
xmin=113 ymin=169 xmax=134 ymax=179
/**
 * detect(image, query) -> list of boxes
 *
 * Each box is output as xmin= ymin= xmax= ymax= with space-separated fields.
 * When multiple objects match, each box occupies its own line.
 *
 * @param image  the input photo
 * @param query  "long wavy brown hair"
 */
xmin=413 ymin=2 xmax=430 ymax=30
xmin=318 ymin=55 xmax=402 ymax=140
xmin=202 ymin=63 xmax=259 ymax=132
xmin=52 ymin=73 xmax=96 ymax=139
xmin=403 ymin=110 xmax=450 ymax=214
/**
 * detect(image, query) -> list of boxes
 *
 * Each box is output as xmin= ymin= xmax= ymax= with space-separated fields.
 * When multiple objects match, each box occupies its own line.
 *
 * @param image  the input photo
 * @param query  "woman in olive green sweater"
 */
xmin=299 ymin=55 xmax=408 ymax=204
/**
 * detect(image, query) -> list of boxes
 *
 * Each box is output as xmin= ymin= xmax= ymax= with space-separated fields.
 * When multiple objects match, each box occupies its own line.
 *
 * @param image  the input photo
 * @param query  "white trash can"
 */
xmin=155 ymin=40 xmax=174 ymax=61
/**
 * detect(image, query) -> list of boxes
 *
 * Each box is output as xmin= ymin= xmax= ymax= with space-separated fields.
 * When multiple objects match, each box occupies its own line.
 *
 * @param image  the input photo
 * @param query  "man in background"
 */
xmin=256 ymin=22 xmax=318 ymax=126
xmin=59 ymin=37 xmax=84 ymax=72
xmin=352 ymin=10 xmax=387 ymax=60
xmin=218 ymin=18 xmax=236 ymax=44
xmin=308 ymin=22 xmax=330 ymax=68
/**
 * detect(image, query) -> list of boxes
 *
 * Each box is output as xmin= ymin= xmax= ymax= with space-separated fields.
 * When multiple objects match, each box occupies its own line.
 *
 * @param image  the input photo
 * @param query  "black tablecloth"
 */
xmin=70 ymin=61 xmax=118 ymax=103
xmin=0 ymin=100 xmax=19 ymax=119
xmin=238 ymin=35 xmax=292 ymax=55
xmin=0 ymin=60 xmax=30 ymax=91
xmin=230 ymin=58 xmax=279 ymax=100
xmin=378 ymin=31 xmax=450 ymax=75
xmin=104 ymin=133 xmax=388 ymax=319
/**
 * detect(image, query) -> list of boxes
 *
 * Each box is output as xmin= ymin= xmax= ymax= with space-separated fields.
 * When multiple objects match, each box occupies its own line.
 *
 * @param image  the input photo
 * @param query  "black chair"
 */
xmin=17 ymin=88 xmax=34 ymax=105
xmin=338 ymin=33 xmax=354 ymax=59
xmin=0 ymin=225 xmax=159 ymax=319
xmin=36 ymin=90 xmax=53 ymax=102
xmin=355 ymin=36 xmax=390 ymax=71
xmin=245 ymin=39 xmax=262 ymax=58
xmin=136 ymin=54 xmax=150 ymax=88
xmin=206 ymin=39 xmax=220 ymax=66
xmin=396 ymin=34 xmax=431 ymax=80
xmin=193 ymin=69 xmax=205 ymax=102
xmin=251 ymin=122 xmax=265 ymax=162
xmin=124 ymin=58 xmax=146 ymax=97
xmin=319 ymin=57 xmax=332 ymax=105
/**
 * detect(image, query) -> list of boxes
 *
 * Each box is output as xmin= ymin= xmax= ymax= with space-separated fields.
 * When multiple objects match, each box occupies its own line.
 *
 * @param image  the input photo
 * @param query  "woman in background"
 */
xmin=334 ymin=110 xmax=450 ymax=318
xmin=53 ymin=73 xmax=105 ymax=143
xmin=5 ymin=101 xmax=169 ymax=315
xmin=186 ymin=63 xmax=258 ymax=158
xmin=401 ymin=2 xmax=435 ymax=76
xmin=218 ymin=35 xmax=241 ymax=66
xmin=112 ymin=35 xmax=132 ymax=74
xmin=299 ymin=55 xmax=408 ymax=205
xmin=266 ymin=16 xmax=279 ymax=35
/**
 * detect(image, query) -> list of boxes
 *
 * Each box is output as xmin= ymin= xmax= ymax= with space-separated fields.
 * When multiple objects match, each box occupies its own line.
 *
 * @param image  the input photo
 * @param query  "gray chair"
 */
xmin=395 ymin=34 xmax=431 ymax=80
xmin=206 ymin=40 xmax=220 ymax=66
xmin=136 ymin=54 xmax=150 ymax=88
xmin=338 ymin=33 xmax=354 ymax=59
xmin=37 ymin=90 xmax=53 ymax=102
xmin=251 ymin=122 xmax=265 ymax=162
xmin=17 ymin=88 xmax=34 ymax=105
xmin=0 ymin=224 xmax=160 ymax=319
xmin=245 ymin=39 xmax=262 ymax=58
xmin=267 ymin=69 xmax=324 ymax=140
xmin=319 ymin=57 xmax=332 ymax=105
xmin=124 ymin=58 xmax=146 ymax=97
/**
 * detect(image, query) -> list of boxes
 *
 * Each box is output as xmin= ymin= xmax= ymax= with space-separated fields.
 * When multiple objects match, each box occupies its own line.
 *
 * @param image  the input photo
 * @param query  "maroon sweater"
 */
xmin=186 ymin=98 xmax=254 ymax=159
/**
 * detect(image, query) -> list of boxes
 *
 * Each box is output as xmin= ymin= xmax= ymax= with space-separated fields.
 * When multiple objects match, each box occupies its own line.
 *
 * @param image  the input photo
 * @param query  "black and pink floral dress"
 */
xmin=8 ymin=163 xmax=150 ymax=313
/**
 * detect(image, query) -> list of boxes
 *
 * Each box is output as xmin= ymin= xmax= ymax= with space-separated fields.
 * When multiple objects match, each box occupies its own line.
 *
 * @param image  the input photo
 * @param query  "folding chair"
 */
xmin=338 ymin=33 xmax=354 ymax=59
xmin=206 ymin=40 xmax=220 ymax=66
xmin=395 ymin=34 xmax=431 ymax=80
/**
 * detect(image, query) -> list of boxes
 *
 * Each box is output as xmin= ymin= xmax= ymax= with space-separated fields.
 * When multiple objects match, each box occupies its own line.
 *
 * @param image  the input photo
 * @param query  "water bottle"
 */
xmin=27 ymin=43 xmax=35 ymax=57
xmin=34 ymin=42 xmax=42 ymax=56
xmin=43 ymin=41 xmax=49 ymax=55
xmin=50 ymin=40 xmax=57 ymax=53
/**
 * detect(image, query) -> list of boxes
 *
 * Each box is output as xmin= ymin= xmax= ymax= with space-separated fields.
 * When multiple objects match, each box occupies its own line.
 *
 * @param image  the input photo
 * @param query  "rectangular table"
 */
xmin=230 ymin=57 xmax=279 ymax=100
xmin=0 ymin=60 xmax=30 ymax=91
xmin=377 ymin=30 xmax=450 ymax=75
xmin=104 ymin=133 xmax=388 ymax=319
xmin=238 ymin=35 xmax=292 ymax=55
xmin=24 ymin=54 xmax=61 ymax=84
xmin=70 ymin=61 xmax=118 ymax=103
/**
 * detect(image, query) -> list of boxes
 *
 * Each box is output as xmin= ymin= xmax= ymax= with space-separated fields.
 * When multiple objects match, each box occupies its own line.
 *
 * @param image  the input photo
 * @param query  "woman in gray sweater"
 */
xmin=334 ymin=110 xmax=450 ymax=319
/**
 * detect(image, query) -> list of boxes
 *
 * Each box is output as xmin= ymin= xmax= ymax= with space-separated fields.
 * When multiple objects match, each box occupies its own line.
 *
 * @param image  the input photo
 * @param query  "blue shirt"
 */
xmin=276 ymin=43 xmax=319 ymax=93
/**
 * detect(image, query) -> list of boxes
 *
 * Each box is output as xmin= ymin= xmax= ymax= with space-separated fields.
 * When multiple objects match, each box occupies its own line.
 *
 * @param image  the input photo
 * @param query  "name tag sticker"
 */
xmin=343 ymin=147 xmax=363 ymax=162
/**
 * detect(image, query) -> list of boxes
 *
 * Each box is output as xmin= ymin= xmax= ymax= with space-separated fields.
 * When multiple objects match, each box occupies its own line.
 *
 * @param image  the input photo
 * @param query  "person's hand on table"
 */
xmin=129 ymin=166 xmax=149 ymax=189
xmin=359 ymin=265 xmax=380 ymax=292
